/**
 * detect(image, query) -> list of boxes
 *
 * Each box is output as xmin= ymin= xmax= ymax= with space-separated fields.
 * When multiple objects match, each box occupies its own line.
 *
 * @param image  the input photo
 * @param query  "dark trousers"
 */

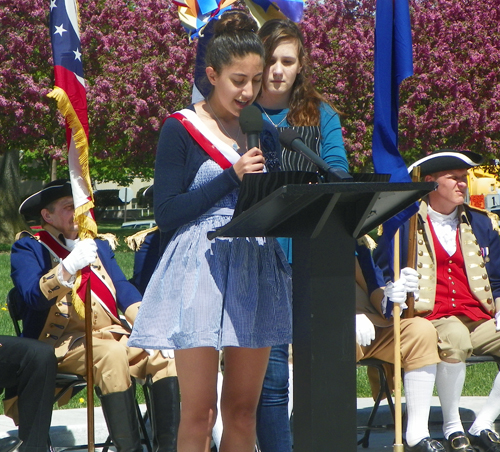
xmin=0 ymin=336 xmax=57 ymax=452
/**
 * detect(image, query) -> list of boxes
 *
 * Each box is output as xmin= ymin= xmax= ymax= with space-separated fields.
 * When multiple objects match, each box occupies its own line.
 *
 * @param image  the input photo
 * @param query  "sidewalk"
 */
xmin=0 ymin=397 xmax=495 ymax=451
xmin=0 ymin=404 xmax=150 ymax=452
xmin=357 ymin=396 xmax=496 ymax=451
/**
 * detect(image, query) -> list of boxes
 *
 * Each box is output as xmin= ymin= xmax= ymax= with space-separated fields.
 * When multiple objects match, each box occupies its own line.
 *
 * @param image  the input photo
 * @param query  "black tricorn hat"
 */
xmin=19 ymin=179 xmax=73 ymax=217
xmin=407 ymin=149 xmax=484 ymax=177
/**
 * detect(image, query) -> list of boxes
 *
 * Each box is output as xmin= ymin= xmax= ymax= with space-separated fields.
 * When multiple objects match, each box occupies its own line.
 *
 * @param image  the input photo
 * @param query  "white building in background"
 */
xmin=95 ymin=178 xmax=152 ymax=198
xmin=19 ymin=178 xmax=152 ymax=201
xmin=94 ymin=178 xmax=154 ymax=221
xmin=18 ymin=178 xmax=153 ymax=222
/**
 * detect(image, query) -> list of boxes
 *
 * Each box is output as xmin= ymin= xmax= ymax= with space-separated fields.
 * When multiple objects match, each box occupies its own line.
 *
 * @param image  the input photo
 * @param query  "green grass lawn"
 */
xmin=0 ymin=222 xmax=498 ymax=415
xmin=356 ymin=361 xmax=499 ymax=399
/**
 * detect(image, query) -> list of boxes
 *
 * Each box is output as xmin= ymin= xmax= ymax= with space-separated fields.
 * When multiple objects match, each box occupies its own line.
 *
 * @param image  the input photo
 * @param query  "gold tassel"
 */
xmin=124 ymin=226 xmax=158 ymax=252
xmin=71 ymin=272 xmax=86 ymax=319
xmin=357 ymin=234 xmax=377 ymax=250
xmin=98 ymin=233 xmax=119 ymax=250
xmin=486 ymin=211 xmax=500 ymax=233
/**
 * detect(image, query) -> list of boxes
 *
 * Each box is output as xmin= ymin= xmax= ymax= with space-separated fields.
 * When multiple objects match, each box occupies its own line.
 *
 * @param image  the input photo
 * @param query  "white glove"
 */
xmin=356 ymin=314 xmax=375 ymax=347
xmin=401 ymin=267 xmax=420 ymax=300
xmin=62 ymin=239 xmax=97 ymax=275
xmin=495 ymin=312 xmax=500 ymax=331
xmin=384 ymin=278 xmax=407 ymax=305
xmin=161 ymin=349 xmax=175 ymax=359
xmin=65 ymin=238 xmax=78 ymax=251
xmin=145 ymin=349 xmax=175 ymax=359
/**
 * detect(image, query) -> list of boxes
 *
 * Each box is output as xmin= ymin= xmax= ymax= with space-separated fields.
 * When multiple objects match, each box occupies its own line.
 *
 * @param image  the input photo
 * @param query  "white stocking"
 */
xmin=436 ymin=361 xmax=466 ymax=438
xmin=405 ymin=364 xmax=437 ymax=447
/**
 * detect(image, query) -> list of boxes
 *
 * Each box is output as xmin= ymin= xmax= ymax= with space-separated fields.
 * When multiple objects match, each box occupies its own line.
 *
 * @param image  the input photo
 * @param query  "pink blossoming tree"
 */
xmin=0 ymin=0 xmax=195 ymax=186
xmin=301 ymin=0 xmax=500 ymax=168
xmin=1 ymin=0 xmax=500 ymax=241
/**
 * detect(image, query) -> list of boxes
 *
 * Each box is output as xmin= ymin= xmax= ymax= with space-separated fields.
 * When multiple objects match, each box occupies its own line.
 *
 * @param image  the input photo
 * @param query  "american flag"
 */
xmin=48 ymin=0 xmax=97 ymax=317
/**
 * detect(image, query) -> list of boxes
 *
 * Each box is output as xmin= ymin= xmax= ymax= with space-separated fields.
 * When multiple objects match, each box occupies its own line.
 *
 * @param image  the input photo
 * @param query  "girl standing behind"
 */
xmin=255 ymin=18 xmax=349 ymax=452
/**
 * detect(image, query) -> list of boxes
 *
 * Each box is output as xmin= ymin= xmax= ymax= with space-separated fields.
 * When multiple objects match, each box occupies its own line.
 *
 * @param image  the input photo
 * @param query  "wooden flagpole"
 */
xmin=404 ymin=166 xmax=421 ymax=319
xmin=85 ymin=277 xmax=95 ymax=452
xmin=394 ymin=167 xmax=421 ymax=450
xmin=393 ymin=229 xmax=404 ymax=452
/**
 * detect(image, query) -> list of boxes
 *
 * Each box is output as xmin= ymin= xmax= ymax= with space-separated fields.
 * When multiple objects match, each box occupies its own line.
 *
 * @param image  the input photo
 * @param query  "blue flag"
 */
xmin=372 ymin=0 xmax=417 ymax=239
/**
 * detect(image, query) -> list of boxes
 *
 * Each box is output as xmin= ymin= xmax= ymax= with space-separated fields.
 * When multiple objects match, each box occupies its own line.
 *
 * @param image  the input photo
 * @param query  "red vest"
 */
xmin=427 ymin=217 xmax=490 ymax=321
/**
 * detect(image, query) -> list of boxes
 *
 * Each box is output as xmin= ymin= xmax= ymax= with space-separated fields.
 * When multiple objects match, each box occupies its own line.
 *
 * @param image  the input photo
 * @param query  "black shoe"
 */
xmin=0 ymin=437 xmax=22 ymax=452
xmin=468 ymin=429 xmax=500 ymax=452
xmin=446 ymin=432 xmax=475 ymax=452
xmin=406 ymin=437 xmax=446 ymax=452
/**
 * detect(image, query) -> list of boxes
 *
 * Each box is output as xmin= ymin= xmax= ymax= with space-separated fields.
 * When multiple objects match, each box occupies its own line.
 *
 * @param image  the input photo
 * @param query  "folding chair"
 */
xmin=357 ymin=358 xmax=396 ymax=448
xmin=466 ymin=354 xmax=500 ymax=369
xmin=6 ymin=287 xmax=152 ymax=452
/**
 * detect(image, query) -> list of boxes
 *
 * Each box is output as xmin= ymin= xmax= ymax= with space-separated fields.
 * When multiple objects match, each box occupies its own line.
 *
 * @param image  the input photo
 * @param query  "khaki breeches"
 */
xmin=356 ymin=317 xmax=440 ymax=372
xmin=431 ymin=315 xmax=500 ymax=362
xmin=57 ymin=330 xmax=177 ymax=395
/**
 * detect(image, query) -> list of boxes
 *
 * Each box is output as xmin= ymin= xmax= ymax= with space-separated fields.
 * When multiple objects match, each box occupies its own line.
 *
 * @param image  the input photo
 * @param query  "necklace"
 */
xmin=257 ymin=104 xmax=288 ymax=128
xmin=207 ymin=99 xmax=240 ymax=152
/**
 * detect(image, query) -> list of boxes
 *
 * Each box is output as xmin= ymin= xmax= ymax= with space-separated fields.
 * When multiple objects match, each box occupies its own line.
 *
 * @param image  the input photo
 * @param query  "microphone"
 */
xmin=239 ymin=105 xmax=264 ymax=149
xmin=279 ymin=129 xmax=353 ymax=182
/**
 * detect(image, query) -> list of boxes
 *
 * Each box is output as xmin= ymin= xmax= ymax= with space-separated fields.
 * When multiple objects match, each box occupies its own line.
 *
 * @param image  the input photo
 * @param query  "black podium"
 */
xmin=209 ymin=180 xmax=435 ymax=451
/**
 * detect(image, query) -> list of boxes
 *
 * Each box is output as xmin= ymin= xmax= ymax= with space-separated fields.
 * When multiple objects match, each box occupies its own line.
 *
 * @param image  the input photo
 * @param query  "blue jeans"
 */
xmin=256 ymin=344 xmax=292 ymax=452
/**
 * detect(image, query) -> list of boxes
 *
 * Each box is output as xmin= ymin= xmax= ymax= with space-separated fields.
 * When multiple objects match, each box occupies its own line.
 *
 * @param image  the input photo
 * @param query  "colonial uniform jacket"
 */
xmin=10 ymin=225 xmax=142 ymax=359
xmin=374 ymin=199 xmax=500 ymax=317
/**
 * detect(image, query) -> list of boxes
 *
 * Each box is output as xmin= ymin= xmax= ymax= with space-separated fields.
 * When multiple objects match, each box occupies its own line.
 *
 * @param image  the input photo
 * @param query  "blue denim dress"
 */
xmin=128 ymin=159 xmax=292 ymax=351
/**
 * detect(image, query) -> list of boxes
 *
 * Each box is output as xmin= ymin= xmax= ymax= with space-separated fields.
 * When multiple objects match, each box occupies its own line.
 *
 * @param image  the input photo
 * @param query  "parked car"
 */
xmin=121 ymin=220 xmax=157 ymax=229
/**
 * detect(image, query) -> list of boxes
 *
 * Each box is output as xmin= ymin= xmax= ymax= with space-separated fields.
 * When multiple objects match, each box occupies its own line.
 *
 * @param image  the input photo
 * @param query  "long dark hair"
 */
xmin=258 ymin=19 xmax=338 ymax=126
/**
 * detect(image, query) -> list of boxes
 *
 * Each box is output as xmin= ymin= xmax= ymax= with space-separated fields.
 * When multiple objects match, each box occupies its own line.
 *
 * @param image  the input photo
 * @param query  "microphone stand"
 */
xmin=325 ymin=167 xmax=354 ymax=183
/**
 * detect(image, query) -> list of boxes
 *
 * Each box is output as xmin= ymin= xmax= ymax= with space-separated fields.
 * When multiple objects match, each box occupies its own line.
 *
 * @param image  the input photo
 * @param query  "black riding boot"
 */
xmin=150 ymin=376 xmax=180 ymax=452
xmin=99 ymin=386 xmax=143 ymax=452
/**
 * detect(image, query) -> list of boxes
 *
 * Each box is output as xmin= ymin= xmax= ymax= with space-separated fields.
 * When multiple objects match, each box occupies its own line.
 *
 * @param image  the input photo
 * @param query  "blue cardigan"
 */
xmin=153 ymin=106 xmax=281 ymax=234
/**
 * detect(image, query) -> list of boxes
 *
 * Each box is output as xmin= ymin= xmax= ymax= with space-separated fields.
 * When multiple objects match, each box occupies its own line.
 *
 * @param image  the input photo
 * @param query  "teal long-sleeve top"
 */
xmin=258 ymin=102 xmax=349 ymax=262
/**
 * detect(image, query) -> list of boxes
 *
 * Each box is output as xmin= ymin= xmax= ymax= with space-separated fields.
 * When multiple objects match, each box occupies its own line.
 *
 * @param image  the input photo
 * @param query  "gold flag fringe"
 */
xmin=47 ymin=87 xmax=94 ymax=201
xmin=48 ymin=86 xmax=97 ymax=319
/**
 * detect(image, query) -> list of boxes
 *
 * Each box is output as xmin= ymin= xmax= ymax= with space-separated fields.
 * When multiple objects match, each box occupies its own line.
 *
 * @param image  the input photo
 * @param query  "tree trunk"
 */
xmin=51 ymin=157 xmax=57 ymax=181
xmin=0 ymin=150 xmax=29 ymax=244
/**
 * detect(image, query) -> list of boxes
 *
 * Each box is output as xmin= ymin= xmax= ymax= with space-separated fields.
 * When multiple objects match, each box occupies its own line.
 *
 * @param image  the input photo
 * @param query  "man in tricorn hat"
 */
xmin=375 ymin=149 xmax=500 ymax=452
xmin=10 ymin=179 xmax=179 ymax=452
